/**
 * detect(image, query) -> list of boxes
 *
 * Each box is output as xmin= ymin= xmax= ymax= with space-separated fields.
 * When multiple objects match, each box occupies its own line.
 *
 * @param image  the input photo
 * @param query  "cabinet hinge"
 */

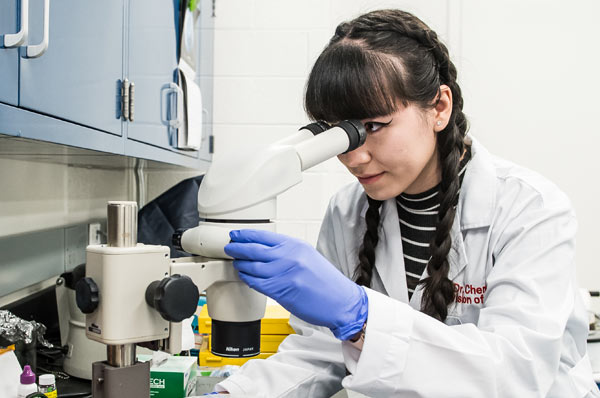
xmin=120 ymin=79 xmax=135 ymax=122
xmin=209 ymin=135 xmax=214 ymax=154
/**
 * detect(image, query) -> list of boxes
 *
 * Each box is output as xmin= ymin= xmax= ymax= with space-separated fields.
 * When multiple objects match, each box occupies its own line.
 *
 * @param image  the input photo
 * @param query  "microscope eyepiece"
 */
xmin=337 ymin=119 xmax=367 ymax=153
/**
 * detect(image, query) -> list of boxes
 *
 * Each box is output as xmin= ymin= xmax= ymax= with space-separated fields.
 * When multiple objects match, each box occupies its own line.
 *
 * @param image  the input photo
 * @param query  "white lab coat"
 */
xmin=216 ymin=136 xmax=600 ymax=398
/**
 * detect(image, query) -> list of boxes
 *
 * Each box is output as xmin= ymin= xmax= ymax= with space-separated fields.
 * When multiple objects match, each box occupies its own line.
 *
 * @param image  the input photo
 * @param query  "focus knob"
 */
xmin=145 ymin=274 xmax=199 ymax=322
xmin=75 ymin=277 xmax=100 ymax=314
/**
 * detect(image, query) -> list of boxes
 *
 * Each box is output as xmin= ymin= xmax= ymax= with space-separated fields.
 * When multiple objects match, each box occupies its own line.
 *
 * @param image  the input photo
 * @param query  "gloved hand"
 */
xmin=225 ymin=229 xmax=368 ymax=340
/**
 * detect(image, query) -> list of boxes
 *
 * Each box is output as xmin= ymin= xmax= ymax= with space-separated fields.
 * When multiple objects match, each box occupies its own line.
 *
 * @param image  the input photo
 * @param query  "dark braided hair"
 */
xmin=354 ymin=196 xmax=383 ymax=286
xmin=304 ymin=9 xmax=468 ymax=322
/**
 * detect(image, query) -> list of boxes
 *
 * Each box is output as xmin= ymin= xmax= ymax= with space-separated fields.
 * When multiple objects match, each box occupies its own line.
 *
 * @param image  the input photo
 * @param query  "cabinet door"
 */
xmin=0 ymin=0 xmax=20 ymax=106
xmin=19 ymin=0 xmax=124 ymax=136
xmin=126 ymin=0 xmax=179 ymax=149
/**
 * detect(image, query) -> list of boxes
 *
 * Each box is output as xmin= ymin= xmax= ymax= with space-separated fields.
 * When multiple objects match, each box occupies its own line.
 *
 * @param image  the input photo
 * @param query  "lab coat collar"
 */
xmin=446 ymin=135 xmax=496 ymax=283
xmin=373 ymin=198 xmax=409 ymax=303
xmin=456 ymin=135 xmax=496 ymax=230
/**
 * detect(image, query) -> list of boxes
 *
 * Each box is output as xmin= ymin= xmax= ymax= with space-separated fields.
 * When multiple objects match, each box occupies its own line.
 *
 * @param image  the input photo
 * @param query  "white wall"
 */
xmin=0 ymin=157 xmax=201 ymax=239
xmin=457 ymin=0 xmax=600 ymax=290
xmin=0 ymin=158 xmax=131 ymax=237
xmin=211 ymin=0 xmax=600 ymax=290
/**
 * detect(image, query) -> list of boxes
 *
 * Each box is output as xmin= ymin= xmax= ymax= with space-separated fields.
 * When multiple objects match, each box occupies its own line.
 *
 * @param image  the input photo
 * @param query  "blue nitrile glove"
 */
xmin=224 ymin=229 xmax=368 ymax=340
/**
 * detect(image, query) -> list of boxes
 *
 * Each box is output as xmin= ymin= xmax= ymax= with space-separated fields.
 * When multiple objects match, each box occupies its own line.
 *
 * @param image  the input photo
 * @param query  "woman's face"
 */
xmin=337 ymin=102 xmax=442 ymax=201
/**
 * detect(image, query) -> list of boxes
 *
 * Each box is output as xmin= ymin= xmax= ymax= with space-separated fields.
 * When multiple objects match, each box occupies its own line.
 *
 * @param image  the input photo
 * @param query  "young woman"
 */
xmin=213 ymin=9 xmax=600 ymax=397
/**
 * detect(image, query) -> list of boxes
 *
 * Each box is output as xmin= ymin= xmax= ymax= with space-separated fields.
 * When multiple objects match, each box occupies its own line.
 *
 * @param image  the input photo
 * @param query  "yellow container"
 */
xmin=261 ymin=304 xmax=296 ymax=335
xmin=198 ymin=350 xmax=274 ymax=366
xmin=259 ymin=334 xmax=287 ymax=352
xmin=196 ymin=304 xmax=295 ymax=335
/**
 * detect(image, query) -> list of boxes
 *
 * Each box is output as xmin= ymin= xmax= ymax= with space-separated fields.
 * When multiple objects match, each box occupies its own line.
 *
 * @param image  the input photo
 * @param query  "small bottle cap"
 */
xmin=39 ymin=373 xmax=55 ymax=385
xmin=20 ymin=365 xmax=36 ymax=384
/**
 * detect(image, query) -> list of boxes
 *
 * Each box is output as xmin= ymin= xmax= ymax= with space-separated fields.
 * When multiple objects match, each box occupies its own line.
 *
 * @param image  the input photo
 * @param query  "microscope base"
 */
xmin=91 ymin=360 xmax=150 ymax=398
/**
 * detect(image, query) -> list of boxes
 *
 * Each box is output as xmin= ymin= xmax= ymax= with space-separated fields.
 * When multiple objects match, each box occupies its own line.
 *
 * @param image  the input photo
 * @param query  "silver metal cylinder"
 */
xmin=107 ymin=344 xmax=136 ymax=368
xmin=107 ymin=201 xmax=138 ymax=248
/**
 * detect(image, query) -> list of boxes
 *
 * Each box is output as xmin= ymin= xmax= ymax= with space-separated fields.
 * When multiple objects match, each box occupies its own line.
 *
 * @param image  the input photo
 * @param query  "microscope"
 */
xmin=75 ymin=120 xmax=366 ymax=397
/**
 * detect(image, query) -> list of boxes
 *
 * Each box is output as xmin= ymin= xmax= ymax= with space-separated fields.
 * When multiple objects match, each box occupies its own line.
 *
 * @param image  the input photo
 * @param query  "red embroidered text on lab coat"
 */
xmin=454 ymin=283 xmax=487 ymax=305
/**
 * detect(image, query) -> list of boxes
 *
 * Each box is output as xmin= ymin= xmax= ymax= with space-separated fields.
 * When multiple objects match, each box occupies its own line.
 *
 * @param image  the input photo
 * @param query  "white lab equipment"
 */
xmin=75 ymin=120 xmax=366 ymax=398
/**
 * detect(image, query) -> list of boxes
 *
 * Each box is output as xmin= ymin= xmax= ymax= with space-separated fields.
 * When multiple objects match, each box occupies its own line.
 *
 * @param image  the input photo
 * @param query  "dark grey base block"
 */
xmin=92 ymin=360 xmax=150 ymax=398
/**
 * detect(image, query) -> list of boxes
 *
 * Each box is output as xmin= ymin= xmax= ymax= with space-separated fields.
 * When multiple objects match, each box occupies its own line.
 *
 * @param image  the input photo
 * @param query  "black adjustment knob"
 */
xmin=75 ymin=277 xmax=100 ymax=314
xmin=145 ymin=274 xmax=199 ymax=322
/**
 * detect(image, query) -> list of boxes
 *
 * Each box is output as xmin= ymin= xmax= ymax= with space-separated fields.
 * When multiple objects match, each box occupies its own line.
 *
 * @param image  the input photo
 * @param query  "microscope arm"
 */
xmin=169 ymin=256 xmax=238 ymax=293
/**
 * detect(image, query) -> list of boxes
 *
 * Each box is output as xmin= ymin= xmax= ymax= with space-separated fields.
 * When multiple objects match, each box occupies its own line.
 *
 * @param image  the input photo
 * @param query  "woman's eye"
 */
xmin=364 ymin=120 xmax=391 ymax=133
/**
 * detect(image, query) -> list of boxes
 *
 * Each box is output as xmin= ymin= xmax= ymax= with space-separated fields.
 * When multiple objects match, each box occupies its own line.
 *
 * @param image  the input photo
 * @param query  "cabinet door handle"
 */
xmin=25 ymin=0 xmax=49 ymax=58
xmin=122 ymin=79 xmax=130 ymax=121
xmin=4 ymin=0 xmax=29 ymax=48
xmin=129 ymin=82 xmax=135 ymax=122
xmin=168 ymin=82 xmax=184 ymax=128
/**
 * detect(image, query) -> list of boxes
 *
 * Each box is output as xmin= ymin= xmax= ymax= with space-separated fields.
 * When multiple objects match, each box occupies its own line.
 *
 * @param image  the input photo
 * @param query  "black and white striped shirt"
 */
xmin=396 ymin=147 xmax=471 ymax=299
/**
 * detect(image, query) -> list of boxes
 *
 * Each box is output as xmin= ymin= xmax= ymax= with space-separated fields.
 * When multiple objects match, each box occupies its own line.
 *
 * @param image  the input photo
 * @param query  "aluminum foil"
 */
xmin=0 ymin=310 xmax=53 ymax=348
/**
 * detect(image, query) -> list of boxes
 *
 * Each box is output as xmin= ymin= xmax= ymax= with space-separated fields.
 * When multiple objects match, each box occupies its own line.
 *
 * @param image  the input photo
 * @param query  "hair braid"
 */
xmin=420 ymin=125 xmax=464 ymax=321
xmin=398 ymin=16 xmax=467 ymax=322
xmin=353 ymin=196 xmax=383 ymax=287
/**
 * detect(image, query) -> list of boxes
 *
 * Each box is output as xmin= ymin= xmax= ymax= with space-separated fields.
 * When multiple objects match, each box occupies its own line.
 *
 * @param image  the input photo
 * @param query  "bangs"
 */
xmin=305 ymin=43 xmax=408 ymax=123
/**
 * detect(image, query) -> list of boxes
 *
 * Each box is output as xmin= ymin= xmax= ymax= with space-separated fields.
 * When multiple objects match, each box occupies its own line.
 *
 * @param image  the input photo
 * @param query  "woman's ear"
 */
xmin=433 ymin=85 xmax=453 ymax=132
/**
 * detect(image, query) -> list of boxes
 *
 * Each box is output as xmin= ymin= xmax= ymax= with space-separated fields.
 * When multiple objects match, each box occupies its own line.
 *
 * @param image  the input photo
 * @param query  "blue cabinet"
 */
xmin=20 ymin=0 xmax=124 ymax=136
xmin=127 ymin=0 xmax=178 ymax=149
xmin=0 ymin=0 xmax=211 ymax=169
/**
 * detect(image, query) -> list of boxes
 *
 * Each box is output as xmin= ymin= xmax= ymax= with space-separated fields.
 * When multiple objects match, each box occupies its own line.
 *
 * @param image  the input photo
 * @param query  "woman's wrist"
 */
xmin=347 ymin=321 xmax=367 ymax=350
xmin=348 ymin=321 xmax=367 ymax=342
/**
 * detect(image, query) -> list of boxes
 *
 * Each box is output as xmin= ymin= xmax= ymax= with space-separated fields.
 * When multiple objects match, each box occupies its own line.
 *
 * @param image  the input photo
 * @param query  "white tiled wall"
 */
xmin=211 ymin=1 xmax=328 ymax=245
